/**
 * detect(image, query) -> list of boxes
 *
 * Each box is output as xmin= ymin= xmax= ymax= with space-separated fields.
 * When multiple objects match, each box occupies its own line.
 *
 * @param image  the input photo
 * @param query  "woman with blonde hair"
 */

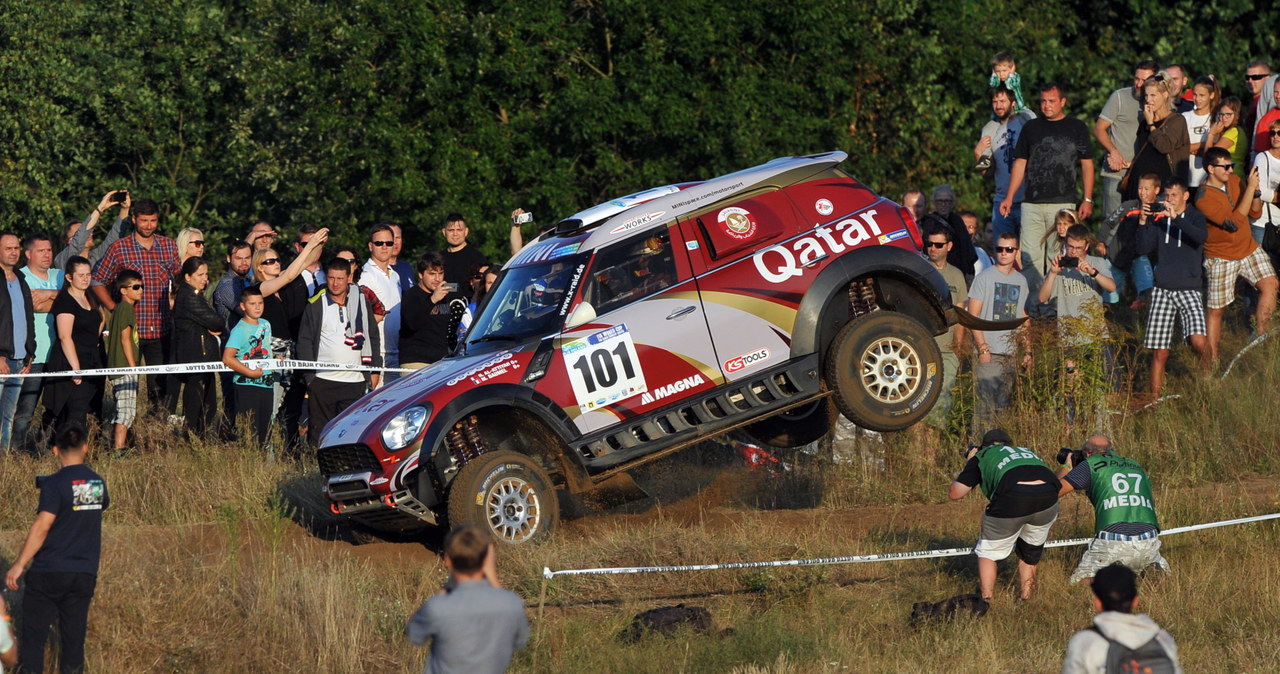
xmin=1040 ymin=208 xmax=1080 ymax=270
xmin=1124 ymin=71 xmax=1189 ymax=200
xmin=175 ymin=227 xmax=206 ymax=264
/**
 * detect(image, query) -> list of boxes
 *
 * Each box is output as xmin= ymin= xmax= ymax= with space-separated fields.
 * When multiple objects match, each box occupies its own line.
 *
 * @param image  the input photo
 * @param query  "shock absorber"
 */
xmin=445 ymin=415 xmax=486 ymax=465
xmin=849 ymin=278 xmax=878 ymax=317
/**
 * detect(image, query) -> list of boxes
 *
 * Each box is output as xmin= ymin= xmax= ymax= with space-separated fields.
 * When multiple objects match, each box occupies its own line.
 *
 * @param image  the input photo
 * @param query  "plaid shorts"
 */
xmin=110 ymin=374 xmax=139 ymax=427
xmin=1204 ymin=247 xmax=1276 ymax=309
xmin=1068 ymin=535 xmax=1170 ymax=584
xmin=1144 ymin=287 xmax=1207 ymax=349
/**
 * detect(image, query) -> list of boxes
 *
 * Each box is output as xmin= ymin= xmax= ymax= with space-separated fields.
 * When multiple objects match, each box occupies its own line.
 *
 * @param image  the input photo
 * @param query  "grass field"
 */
xmin=2 ymin=327 xmax=1279 ymax=672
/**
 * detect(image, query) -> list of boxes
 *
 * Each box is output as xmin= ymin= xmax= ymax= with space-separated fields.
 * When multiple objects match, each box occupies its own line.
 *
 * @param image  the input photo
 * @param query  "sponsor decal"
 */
xmin=609 ymin=210 xmax=667 ymax=234
xmin=370 ymin=477 xmax=388 ymax=486
xmin=724 ymin=347 xmax=770 ymax=373
xmin=686 ymin=240 xmax=699 ymax=250
xmin=877 ymin=229 xmax=909 ymax=244
xmin=563 ymin=325 xmax=647 ymax=411
xmin=753 ymin=209 xmax=886 ymax=283
xmin=639 ymin=374 xmax=706 ymax=405
xmin=718 ymin=206 xmax=758 ymax=240
xmin=671 ymin=181 xmax=745 ymax=210
xmin=550 ymin=242 xmax=582 ymax=258
xmin=815 ymin=198 xmax=834 ymax=216
xmin=558 ymin=263 xmax=586 ymax=316
xmin=447 ymin=352 xmax=518 ymax=386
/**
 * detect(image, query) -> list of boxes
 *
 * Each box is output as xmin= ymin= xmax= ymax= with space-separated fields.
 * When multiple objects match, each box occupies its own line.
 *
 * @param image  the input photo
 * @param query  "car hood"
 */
xmin=319 ymin=347 xmax=527 ymax=447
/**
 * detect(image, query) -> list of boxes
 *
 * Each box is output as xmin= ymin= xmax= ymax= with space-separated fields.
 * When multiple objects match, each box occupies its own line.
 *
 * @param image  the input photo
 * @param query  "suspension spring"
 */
xmin=849 ymin=278 xmax=878 ymax=317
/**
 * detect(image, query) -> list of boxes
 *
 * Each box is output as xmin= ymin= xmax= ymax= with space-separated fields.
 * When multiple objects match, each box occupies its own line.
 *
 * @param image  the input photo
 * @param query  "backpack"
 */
xmin=1089 ymin=626 xmax=1177 ymax=674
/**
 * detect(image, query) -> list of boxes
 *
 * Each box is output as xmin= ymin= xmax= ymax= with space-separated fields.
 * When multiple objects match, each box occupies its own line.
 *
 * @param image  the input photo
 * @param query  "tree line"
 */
xmin=1 ymin=0 xmax=1275 ymax=262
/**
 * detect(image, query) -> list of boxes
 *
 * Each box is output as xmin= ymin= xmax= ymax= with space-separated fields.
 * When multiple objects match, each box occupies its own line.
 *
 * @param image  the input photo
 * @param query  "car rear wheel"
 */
xmin=741 ymin=398 xmax=837 ymax=449
xmin=824 ymin=311 xmax=943 ymax=431
xmin=447 ymin=451 xmax=559 ymax=545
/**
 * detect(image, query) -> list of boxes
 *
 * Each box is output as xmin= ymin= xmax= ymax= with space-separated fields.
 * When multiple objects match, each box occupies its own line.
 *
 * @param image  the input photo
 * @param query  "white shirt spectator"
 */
xmin=361 ymin=260 xmax=401 ymax=367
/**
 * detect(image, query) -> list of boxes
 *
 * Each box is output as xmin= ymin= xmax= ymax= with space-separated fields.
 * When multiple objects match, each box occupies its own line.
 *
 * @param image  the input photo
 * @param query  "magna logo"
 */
xmin=753 ymin=209 xmax=887 ymax=283
xmin=638 ymin=374 xmax=705 ymax=405
xmin=724 ymin=348 xmax=770 ymax=373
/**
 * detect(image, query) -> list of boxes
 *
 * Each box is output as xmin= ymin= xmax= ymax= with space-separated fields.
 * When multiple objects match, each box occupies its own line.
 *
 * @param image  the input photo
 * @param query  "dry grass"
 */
xmin=1 ymin=330 xmax=1279 ymax=671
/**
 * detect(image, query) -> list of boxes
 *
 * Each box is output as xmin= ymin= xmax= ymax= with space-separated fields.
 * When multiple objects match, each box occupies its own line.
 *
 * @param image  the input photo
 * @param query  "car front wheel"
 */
xmin=447 ymin=451 xmax=559 ymax=545
xmin=824 ymin=311 xmax=943 ymax=432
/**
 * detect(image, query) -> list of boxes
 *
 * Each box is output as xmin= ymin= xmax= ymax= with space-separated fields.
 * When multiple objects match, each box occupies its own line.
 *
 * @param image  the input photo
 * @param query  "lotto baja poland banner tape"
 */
xmin=542 ymin=512 xmax=1280 ymax=579
xmin=3 ymin=359 xmax=416 ymax=378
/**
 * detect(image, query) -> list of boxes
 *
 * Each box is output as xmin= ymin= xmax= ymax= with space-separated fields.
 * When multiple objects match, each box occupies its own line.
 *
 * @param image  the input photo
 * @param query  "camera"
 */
xmin=1148 ymin=202 xmax=1165 ymax=213
xmin=515 ymin=212 xmax=534 ymax=225
xmin=35 ymin=474 xmax=50 ymax=489
xmin=110 ymin=190 xmax=127 ymax=203
xmin=961 ymin=444 xmax=979 ymax=458
xmin=1056 ymin=447 xmax=1084 ymax=467
xmin=1059 ymin=256 xmax=1079 ymax=269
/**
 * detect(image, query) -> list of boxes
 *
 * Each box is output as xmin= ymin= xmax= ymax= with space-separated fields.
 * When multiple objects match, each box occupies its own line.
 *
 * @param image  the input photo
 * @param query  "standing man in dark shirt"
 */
xmin=0 ymin=232 xmax=36 ymax=453
xmin=6 ymin=425 xmax=108 ymax=674
xmin=439 ymin=213 xmax=489 ymax=288
xmin=949 ymin=428 xmax=1060 ymax=602
xmin=1001 ymin=82 xmax=1096 ymax=276
xmin=400 ymin=252 xmax=467 ymax=370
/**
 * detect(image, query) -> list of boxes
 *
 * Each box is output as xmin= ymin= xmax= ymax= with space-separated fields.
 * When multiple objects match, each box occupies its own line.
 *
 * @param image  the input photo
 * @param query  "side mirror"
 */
xmin=564 ymin=302 xmax=596 ymax=329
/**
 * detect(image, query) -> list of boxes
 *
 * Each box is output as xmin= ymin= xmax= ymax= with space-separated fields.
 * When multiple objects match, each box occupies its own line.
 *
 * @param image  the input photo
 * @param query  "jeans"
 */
xmin=974 ymin=355 xmax=1015 ymax=433
xmin=12 ymin=361 xmax=44 ymax=455
xmin=990 ymin=201 xmax=1021 ymax=243
xmin=138 ymin=335 xmax=173 ymax=414
xmin=18 ymin=571 xmax=97 ymax=674
xmin=1110 ymin=255 xmax=1155 ymax=303
xmin=0 ymin=357 xmax=24 ymax=451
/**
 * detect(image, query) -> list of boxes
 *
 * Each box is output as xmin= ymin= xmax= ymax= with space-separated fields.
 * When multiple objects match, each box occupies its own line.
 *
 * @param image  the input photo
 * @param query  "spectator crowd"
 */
xmin=0 ymin=193 xmax=528 ymax=458
xmin=913 ymin=53 xmax=1280 ymax=437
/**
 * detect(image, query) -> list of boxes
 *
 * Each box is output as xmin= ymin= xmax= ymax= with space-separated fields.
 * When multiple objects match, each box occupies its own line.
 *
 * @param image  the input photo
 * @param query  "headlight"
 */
xmin=381 ymin=406 xmax=430 ymax=451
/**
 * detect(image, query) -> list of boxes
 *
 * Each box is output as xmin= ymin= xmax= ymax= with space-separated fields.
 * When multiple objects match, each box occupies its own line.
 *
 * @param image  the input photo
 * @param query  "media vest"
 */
xmin=977 ymin=444 xmax=1051 ymax=499
xmin=1084 ymin=452 xmax=1160 ymax=533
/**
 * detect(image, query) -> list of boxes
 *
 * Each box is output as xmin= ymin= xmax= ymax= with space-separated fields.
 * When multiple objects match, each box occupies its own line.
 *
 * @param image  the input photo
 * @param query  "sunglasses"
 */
xmin=1270 ymin=130 xmax=1280 ymax=137
xmin=1246 ymin=73 xmax=1270 ymax=81
xmin=262 ymin=258 xmax=281 ymax=265
xmin=126 ymin=284 xmax=144 ymax=290
xmin=370 ymin=241 xmax=395 ymax=247
xmin=925 ymin=241 xmax=948 ymax=249
xmin=995 ymin=246 xmax=1018 ymax=253
xmin=190 ymin=240 xmax=204 ymax=246
xmin=1213 ymin=163 xmax=1234 ymax=170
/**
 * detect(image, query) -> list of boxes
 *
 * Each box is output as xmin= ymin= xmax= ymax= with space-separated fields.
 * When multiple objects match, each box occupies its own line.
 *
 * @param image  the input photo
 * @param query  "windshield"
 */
xmin=467 ymin=254 xmax=589 ymax=345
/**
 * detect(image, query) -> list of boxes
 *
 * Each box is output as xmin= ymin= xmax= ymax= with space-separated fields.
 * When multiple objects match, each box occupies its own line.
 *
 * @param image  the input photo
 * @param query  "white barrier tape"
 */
xmin=542 ymin=511 xmax=1280 ymax=579
xmin=1221 ymin=332 xmax=1268 ymax=379
xmin=4 ymin=359 xmax=416 ymax=378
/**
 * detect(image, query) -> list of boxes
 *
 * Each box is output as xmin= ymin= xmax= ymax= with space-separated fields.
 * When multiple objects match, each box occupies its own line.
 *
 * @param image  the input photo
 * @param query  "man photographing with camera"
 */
xmin=1057 ymin=434 xmax=1169 ymax=584
xmin=949 ymin=428 xmax=1060 ymax=602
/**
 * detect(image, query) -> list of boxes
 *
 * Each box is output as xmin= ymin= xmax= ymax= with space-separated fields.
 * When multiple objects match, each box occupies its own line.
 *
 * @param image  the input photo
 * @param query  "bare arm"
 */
xmin=92 ymin=285 xmax=116 ymax=311
xmin=56 ymin=312 xmax=82 ymax=373
xmin=30 ymin=289 xmax=57 ymax=313
xmin=509 ymin=209 xmax=527 ymax=256
xmin=223 ymin=346 xmax=263 ymax=379
xmin=262 ymin=228 xmax=329 ymax=296
xmin=5 ymin=511 xmax=56 ymax=590
xmin=999 ymin=159 xmax=1027 ymax=215
xmin=948 ymin=481 xmax=973 ymax=500
xmin=1078 ymin=158 xmax=1096 ymax=219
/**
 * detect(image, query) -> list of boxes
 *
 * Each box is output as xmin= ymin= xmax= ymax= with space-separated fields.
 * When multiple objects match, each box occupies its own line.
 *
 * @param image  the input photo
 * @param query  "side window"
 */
xmin=582 ymin=230 xmax=679 ymax=316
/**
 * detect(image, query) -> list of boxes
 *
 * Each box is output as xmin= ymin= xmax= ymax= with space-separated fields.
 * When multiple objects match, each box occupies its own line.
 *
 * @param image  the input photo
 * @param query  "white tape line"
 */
xmin=5 ymin=359 xmax=417 ymax=378
xmin=542 ymin=511 xmax=1280 ymax=579
xmin=1221 ymin=332 xmax=1268 ymax=379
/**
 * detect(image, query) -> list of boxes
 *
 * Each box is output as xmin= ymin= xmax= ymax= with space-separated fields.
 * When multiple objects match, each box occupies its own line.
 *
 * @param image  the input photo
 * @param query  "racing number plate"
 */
xmin=563 ymin=324 xmax=647 ymax=412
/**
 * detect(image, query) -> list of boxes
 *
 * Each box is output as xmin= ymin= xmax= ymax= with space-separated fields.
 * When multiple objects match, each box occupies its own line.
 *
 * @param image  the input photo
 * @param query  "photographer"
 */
xmin=949 ymin=429 xmax=1060 ymax=602
xmin=1057 ymin=435 xmax=1169 ymax=584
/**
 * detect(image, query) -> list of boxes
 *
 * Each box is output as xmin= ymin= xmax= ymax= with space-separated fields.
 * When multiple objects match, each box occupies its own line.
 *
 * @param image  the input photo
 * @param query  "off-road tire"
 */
xmin=824 ymin=311 xmax=943 ymax=431
xmin=447 ymin=451 xmax=559 ymax=545
xmin=741 ymin=398 xmax=837 ymax=449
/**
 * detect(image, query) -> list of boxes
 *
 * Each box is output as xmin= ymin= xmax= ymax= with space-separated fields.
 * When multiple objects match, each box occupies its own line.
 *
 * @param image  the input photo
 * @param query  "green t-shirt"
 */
xmin=105 ymin=301 xmax=138 ymax=370
xmin=977 ymin=444 xmax=1050 ymax=499
xmin=1084 ymin=452 xmax=1159 ymax=533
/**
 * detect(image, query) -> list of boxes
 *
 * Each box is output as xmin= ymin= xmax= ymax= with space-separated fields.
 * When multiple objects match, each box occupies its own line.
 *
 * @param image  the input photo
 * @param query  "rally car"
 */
xmin=318 ymin=151 xmax=1003 ymax=545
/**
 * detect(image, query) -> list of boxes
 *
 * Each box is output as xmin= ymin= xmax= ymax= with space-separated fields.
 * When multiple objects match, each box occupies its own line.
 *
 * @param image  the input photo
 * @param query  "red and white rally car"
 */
xmin=318 ymin=152 xmax=999 ymax=544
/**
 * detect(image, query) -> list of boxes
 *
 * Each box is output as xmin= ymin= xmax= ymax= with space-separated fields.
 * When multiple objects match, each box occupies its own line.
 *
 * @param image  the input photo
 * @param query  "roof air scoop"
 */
xmin=555 ymin=218 xmax=586 ymax=235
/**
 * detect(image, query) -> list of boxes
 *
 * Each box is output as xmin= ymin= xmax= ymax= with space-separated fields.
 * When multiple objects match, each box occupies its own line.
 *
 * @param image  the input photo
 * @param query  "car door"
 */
xmin=555 ymin=225 xmax=722 ymax=436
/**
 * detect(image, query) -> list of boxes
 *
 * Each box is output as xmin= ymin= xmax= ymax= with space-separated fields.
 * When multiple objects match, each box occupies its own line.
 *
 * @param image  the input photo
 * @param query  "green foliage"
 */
xmin=1 ymin=0 xmax=1277 ymax=265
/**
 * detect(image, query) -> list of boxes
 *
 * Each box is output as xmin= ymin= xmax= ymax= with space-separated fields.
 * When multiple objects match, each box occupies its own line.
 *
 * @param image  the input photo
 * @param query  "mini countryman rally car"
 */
xmin=318 ymin=151 xmax=1007 ymax=545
